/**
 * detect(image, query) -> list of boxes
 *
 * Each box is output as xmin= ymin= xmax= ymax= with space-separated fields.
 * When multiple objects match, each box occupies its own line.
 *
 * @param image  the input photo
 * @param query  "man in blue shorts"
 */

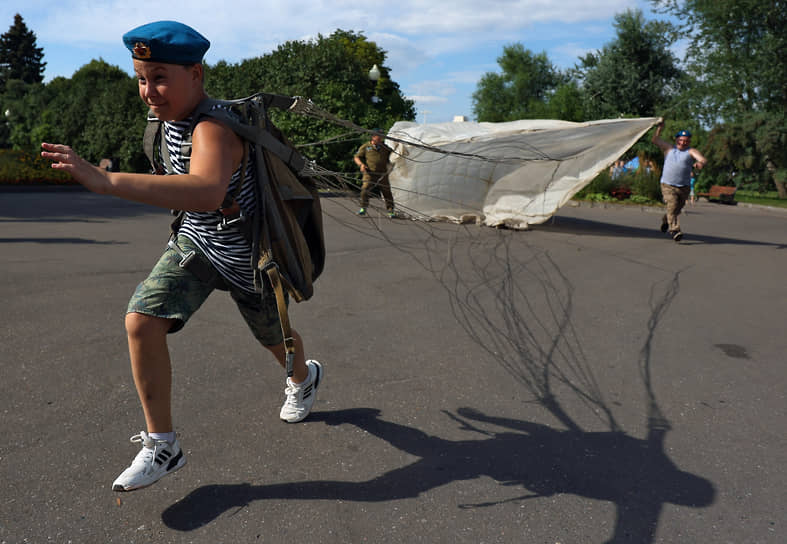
xmin=42 ymin=21 xmax=323 ymax=491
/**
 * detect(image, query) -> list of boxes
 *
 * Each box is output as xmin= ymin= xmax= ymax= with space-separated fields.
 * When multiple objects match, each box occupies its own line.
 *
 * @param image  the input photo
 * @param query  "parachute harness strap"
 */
xmin=262 ymin=259 xmax=296 ymax=378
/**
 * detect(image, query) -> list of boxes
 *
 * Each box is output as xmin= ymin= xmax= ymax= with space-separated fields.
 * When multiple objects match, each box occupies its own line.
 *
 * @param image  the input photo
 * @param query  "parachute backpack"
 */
xmin=143 ymin=93 xmax=326 ymax=377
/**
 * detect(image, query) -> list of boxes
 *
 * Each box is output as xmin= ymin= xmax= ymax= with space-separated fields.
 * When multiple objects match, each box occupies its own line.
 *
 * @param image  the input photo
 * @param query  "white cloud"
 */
xmin=367 ymin=32 xmax=428 ymax=76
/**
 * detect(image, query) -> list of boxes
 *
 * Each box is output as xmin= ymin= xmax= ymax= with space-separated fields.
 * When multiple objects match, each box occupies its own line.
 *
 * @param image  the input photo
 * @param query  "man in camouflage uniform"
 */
xmin=354 ymin=131 xmax=395 ymax=217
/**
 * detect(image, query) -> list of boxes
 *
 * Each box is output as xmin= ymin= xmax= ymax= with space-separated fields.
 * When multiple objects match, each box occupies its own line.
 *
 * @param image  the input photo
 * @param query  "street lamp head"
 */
xmin=368 ymin=64 xmax=381 ymax=81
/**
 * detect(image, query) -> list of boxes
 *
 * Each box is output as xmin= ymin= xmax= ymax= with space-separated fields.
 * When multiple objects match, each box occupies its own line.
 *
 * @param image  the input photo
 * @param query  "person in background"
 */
xmin=652 ymin=122 xmax=707 ymax=241
xmin=690 ymin=175 xmax=696 ymax=206
xmin=354 ymin=130 xmax=395 ymax=217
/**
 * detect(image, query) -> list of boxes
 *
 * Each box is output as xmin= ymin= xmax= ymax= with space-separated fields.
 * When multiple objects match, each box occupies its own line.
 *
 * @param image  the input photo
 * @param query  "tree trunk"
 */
xmin=765 ymin=159 xmax=787 ymax=199
xmin=774 ymin=180 xmax=787 ymax=199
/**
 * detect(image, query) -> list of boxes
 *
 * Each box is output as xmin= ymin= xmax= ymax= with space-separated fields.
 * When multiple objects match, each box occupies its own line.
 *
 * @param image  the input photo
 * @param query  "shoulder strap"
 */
xmin=191 ymin=95 xmax=306 ymax=174
xmin=142 ymin=113 xmax=165 ymax=174
xmin=142 ymin=111 xmax=184 ymax=175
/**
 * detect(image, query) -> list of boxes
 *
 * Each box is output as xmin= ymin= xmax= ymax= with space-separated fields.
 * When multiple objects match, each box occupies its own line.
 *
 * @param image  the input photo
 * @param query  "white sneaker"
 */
xmin=280 ymin=360 xmax=323 ymax=423
xmin=111 ymin=431 xmax=186 ymax=491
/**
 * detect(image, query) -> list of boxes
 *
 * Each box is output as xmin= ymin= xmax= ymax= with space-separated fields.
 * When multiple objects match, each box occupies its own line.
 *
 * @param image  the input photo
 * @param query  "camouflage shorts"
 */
xmin=127 ymin=235 xmax=285 ymax=346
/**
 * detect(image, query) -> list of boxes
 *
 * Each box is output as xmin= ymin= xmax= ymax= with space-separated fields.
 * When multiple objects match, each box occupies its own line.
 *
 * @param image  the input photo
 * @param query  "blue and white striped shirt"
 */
xmin=163 ymin=112 xmax=258 ymax=292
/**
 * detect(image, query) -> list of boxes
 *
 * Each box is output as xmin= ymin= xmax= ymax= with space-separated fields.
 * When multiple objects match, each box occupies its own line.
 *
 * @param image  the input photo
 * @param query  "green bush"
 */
xmin=0 ymin=149 xmax=75 ymax=185
xmin=630 ymin=170 xmax=662 ymax=201
xmin=585 ymin=192 xmax=615 ymax=202
xmin=575 ymin=164 xmax=663 ymax=205
xmin=575 ymin=170 xmax=617 ymax=198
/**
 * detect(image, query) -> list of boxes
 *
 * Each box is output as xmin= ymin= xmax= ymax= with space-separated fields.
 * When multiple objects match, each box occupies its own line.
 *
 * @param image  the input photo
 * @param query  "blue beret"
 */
xmin=675 ymin=130 xmax=692 ymax=138
xmin=123 ymin=21 xmax=209 ymax=64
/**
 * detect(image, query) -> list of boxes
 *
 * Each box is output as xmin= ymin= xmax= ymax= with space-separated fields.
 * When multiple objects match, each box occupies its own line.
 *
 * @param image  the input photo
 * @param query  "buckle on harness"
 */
xmin=217 ymin=210 xmax=246 ymax=231
xmin=259 ymin=259 xmax=279 ymax=274
xmin=167 ymin=239 xmax=196 ymax=268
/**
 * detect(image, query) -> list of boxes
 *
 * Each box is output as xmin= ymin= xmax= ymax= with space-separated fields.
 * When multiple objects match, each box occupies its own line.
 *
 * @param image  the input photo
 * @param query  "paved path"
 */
xmin=1 ymin=192 xmax=785 ymax=543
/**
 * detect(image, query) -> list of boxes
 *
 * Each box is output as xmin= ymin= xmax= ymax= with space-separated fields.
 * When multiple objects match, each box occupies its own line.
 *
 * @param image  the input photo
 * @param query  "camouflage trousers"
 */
xmin=661 ymin=183 xmax=691 ymax=233
xmin=127 ymin=235 xmax=284 ymax=346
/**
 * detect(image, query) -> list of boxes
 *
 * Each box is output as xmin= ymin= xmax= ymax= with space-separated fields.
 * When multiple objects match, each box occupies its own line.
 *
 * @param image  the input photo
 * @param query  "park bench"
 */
xmin=697 ymin=185 xmax=737 ymax=204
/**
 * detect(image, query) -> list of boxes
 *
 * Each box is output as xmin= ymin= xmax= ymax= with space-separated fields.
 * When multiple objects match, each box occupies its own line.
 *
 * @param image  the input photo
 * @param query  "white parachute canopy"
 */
xmin=387 ymin=117 xmax=660 ymax=229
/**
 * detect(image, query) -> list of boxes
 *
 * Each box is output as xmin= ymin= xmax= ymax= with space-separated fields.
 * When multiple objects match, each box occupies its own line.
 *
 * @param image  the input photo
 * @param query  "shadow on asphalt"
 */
xmin=162 ymin=407 xmax=714 ymax=543
xmin=0 ymin=237 xmax=126 ymax=245
xmin=535 ymin=216 xmax=786 ymax=248
xmin=0 ymin=190 xmax=166 ymax=220
xmin=163 ymin=229 xmax=716 ymax=543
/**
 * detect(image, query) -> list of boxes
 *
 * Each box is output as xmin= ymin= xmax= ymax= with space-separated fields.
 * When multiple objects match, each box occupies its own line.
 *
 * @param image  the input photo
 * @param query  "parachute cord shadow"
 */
xmin=332 ymin=202 xmax=619 ymax=432
xmin=640 ymin=270 xmax=685 ymax=436
xmin=440 ymin=231 xmax=619 ymax=431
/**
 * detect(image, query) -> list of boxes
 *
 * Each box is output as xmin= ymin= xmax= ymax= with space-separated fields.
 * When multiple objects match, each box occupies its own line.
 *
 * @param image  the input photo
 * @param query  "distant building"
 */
xmin=453 ymin=115 xmax=468 ymax=122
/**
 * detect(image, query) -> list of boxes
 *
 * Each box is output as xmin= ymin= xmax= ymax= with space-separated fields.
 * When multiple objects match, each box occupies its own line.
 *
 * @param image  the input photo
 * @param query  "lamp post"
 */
xmin=369 ymin=64 xmax=381 ymax=104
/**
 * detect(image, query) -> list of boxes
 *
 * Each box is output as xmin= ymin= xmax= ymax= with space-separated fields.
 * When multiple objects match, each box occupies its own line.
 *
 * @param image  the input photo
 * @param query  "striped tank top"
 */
xmin=163 ymin=111 xmax=258 ymax=292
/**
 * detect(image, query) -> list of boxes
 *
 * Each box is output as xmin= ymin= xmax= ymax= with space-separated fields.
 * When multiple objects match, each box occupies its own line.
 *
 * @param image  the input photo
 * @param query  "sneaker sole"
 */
xmin=112 ymin=453 xmax=186 ymax=492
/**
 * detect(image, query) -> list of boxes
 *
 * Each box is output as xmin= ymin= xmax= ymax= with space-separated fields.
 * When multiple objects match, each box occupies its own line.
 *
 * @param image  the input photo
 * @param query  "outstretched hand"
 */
xmin=41 ymin=142 xmax=111 ymax=195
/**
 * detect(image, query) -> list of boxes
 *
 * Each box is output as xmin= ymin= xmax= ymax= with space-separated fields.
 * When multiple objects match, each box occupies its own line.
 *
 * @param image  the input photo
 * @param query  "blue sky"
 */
xmin=2 ymin=1 xmax=676 ymax=124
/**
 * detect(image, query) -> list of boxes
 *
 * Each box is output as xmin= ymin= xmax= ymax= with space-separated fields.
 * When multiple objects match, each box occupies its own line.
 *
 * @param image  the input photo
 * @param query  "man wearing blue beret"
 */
xmin=42 ymin=21 xmax=323 ymax=491
xmin=652 ymin=121 xmax=708 ymax=242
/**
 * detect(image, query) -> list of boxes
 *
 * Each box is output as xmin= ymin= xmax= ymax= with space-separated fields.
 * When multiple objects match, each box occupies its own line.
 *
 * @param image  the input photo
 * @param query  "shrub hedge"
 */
xmin=0 ymin=149 xmax=76 ymax=185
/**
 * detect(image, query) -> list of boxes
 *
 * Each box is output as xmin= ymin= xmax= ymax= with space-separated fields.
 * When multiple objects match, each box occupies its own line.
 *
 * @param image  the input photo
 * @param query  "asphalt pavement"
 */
xmin=1 ymin=190 xmax=785 ymax=543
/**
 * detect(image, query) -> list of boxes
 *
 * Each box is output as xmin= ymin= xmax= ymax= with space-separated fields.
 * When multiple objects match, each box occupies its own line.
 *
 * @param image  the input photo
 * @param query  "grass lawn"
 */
xmin=572 ymin=192 xmax=787 ymax=209
xmin=735 ymin=191 xmax=787 ymax=209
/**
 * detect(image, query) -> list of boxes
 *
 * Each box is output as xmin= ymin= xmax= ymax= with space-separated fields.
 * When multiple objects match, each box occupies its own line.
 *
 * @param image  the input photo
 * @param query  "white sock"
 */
xmin=149 ymin=431 xmax=176 ymax=444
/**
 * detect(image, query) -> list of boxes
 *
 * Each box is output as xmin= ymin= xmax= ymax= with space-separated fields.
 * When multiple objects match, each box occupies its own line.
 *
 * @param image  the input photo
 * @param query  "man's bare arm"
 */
xmin=689 ymin=148 xmax=708 ymax=170
xmin=42 ymin=118 xmax=243 ymax=211
xmin=651 ymin=121 xmax=672 ymax=154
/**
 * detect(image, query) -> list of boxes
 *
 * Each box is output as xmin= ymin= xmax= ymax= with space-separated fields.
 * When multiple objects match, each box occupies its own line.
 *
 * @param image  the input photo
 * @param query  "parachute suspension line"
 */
xmin=296 ymin=130 xmax=361 ymax=148
xmin=284 ymin=95 xmax=571 ymax=223
xmin=287 ymin=96 xmax=558 ymax=165
xmin=301 ymin=160 xmax=485 ymax=221
xmin=300 ymin=161 xmax=361 ymax=196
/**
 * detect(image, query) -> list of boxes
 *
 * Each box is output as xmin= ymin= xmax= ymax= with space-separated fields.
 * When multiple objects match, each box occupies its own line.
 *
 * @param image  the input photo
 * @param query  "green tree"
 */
xmin=0 ymin=14 xmax=46 ymax=91
xmin=6 ymin=29 xmax=414 ymax=174
xmin=652 ymin=0 xmax=787 ymax=196
xmin=575 ymin=9 xmax=684 ymax=119
xmin=652 ymin=0 xmax=786 ymax=123
xmin=543 ymin=82 xmax=587 ymax=122
xmin=472 ymin=44 xmax=566 ymax=122
xmin=701 ymin=114 xmax=787 ymax=197
xmin=2 ymin=78 xmax=48 ymax=149
xmin=205 ymin=29 xmax=415 ymax=174
xmin=8 ymin=60 xmax=147 ymax=171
